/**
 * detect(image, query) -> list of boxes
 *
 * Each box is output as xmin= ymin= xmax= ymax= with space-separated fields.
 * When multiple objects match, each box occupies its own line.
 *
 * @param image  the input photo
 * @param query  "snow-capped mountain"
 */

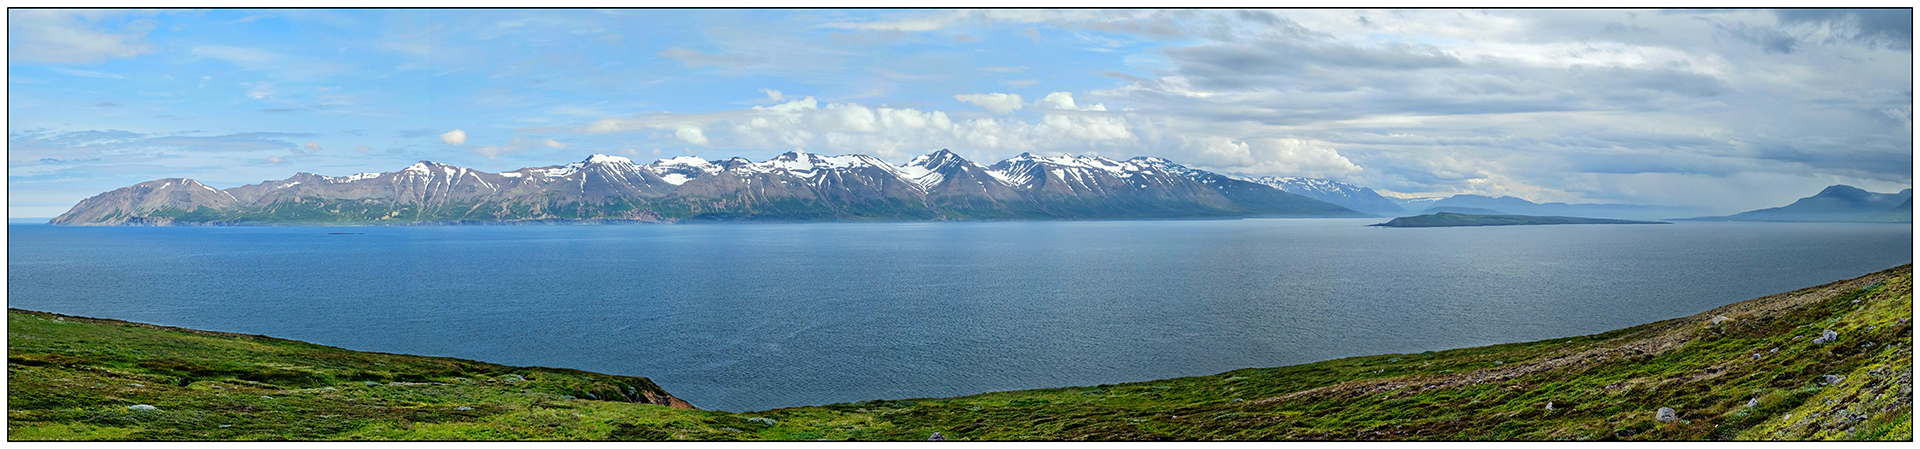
xmin=1390 ymin=196 xmax=1446 ymax=212
xmin=1240 ymin=176 xmax=1407 ymax=216
xmin=52 ymin=150 xmax=1369 ymax=225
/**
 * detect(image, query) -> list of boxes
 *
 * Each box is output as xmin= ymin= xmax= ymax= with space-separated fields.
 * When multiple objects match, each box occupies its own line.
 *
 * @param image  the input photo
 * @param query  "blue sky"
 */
xmin=8 ymin=9 xmax=1913 ymax=217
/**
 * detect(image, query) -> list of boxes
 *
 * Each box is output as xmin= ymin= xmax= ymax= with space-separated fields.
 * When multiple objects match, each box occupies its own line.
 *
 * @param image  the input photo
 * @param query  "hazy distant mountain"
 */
xmin=51 ymin=150 xmax=1368 ymax=225
xmin=1420 ymin=195 xmax=1696 ymax=220
xmin=1422 ymin=206 xmax=1505 ymax=215
xmin=1238 ymin=176 xmax=1407 ymax=216
xmin=1681 ymin=185 xmax=1913 ymax=223
xmin=1390 ymin=196 xmax=1445 ymax=211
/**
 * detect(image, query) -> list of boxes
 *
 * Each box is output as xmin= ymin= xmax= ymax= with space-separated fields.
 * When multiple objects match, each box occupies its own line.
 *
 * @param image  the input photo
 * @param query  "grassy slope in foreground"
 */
xmin=9 ymin=266 xmax=1912 ymax=441
xmin=1372 ymin=212 xmax=1669 ymax=227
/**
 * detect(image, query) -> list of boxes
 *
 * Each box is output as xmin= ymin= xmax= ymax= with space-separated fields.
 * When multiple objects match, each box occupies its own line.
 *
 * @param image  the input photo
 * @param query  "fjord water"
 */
xmin=8 ymin=220 xmax=1911 ymax=412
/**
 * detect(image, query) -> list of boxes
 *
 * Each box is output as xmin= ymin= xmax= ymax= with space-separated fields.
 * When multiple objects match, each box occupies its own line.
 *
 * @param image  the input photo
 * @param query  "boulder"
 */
xmin=1813 ymin=329 xmax=1839 ymax=344
xmin=1747 ymin=398 xmax=1759 ymax=408
xmin=128 ymin=404 xmax=158 ymax=412
xmin=1710 ymin=315 xmax=1730 ymax=326
xmin=1656 ymin=407 xmax=1678 ymax=423
xmin=928 ymin=432 xmax=947 ymax=441
xmin=1824 ymin=375 xmax=1846 ymax=385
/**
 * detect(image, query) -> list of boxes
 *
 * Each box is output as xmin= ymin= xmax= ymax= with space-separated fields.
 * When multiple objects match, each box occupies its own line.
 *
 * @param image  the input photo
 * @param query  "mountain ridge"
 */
xmin=1680 ymin=185 xmax=1912 ymax=223
xmin=51 ymin=150 xmax=1367 ymax=225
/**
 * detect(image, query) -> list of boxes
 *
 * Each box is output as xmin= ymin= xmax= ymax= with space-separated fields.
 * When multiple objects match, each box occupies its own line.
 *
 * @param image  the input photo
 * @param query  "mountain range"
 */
xmin=1680 ymin=185 xmax=1912 ymax=223
xmin=50 ymin=150 xmax=1371 ymax=225
xmin=1239 ymin=176 xmax=1408 ymax=216
xmin=1408 ymin=195 xmax=1699 ymax=220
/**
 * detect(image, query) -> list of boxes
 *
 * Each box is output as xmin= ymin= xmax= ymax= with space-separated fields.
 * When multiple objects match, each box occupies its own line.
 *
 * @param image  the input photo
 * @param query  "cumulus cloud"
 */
xmin=1180 ymin=136 xmax=1362 ymax=179
xmin=673 ymin=127 xmax=708 ymax=145
xmin=440 ymin=129 xmax=467 ymax=145
xmin=954 ymin=93 xmax=1025 ymax=114
xmin=572 ymin=92 xmax=1140 ymax=159
xmin=303 ymin=141 xmax=322 ymax=153
xmin=8 ymin=10 xmax=157 ymax=64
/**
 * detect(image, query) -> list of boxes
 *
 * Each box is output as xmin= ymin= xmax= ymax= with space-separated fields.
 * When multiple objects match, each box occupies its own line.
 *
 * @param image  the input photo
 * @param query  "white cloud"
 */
xmin=954 ymin=93 xmax=1025 ymax=114
xmin=673 ymin=127 xmax=708 ymax=145
xmin=440 ymin=129 xmax=467 ymax=145
xmin=1181 ymin=136 xmax=1362 ymax=179
xmin=542 ymin=138 xmax=567 ymax=149
xmin=1033 ymin=92 xmax=1103 ymax=111
xmin=304 ymin=142 xmax=322 ymax=153
xmin=761 ymin=89 xmax=786 ymax=102
xmin=8 ymin=10 xmax=157 ymax=64
xmin=1002 ymin=79 xmax=1040 ymax=87
xmin=355 ymin=145 xmax=373 ymax=153
xmin=574 ymin=92 xmax=1139 ymax=160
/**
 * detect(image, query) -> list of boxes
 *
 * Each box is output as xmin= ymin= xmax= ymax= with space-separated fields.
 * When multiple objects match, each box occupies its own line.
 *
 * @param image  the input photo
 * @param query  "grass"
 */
xmin=9 ymin=265 xmax=1911 ymax=441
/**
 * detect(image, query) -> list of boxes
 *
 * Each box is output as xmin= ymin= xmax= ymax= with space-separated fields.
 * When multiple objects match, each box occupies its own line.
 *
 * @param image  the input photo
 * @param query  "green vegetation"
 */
xmin=11 ymin=266 xmax=1911 ymax=440
xmin=1373 ymin=212 xmax=1670 ymax=228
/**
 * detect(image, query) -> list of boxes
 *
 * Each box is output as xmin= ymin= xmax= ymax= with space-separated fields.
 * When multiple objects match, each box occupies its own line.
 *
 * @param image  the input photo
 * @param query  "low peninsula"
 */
xmin=1372 ymin=212 xmax=1669 ymax=228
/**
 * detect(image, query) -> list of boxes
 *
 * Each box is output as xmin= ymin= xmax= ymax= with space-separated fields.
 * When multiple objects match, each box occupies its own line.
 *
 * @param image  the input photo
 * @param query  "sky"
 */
xmin=7 ymin=8 xmax=1913 ymax=217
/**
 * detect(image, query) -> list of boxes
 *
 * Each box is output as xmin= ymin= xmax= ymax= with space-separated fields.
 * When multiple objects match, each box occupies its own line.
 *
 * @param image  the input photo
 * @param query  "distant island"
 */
xmin=1372 ymin=212 xmax=1669 ymax=228
xmin=49 ymin=150 xmax=1373 ymax=226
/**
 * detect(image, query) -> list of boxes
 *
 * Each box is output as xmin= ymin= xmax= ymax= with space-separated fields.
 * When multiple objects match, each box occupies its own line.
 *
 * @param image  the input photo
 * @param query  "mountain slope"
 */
xmin=1241 ymin=176 xmax=1407 ymax=216
xmin=1686 ymin=185 xmax=1914 ymax=223
xmin=11 ymin=266 xmax=1910 ymax=440
xmin=1128 ymin=157 xmax=1367 ymax=217
xmin=51 ymin=151 xmax=1367 ymax=225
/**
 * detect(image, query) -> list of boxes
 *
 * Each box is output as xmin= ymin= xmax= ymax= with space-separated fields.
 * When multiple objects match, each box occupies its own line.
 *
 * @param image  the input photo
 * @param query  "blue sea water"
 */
xmin=7 ymin=219 xmax=1912 ymax=411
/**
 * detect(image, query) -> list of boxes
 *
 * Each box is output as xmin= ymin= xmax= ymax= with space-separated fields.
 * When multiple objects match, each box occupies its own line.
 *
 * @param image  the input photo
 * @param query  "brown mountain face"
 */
xmin=50 ymin=150 xmax=1367 ymax=225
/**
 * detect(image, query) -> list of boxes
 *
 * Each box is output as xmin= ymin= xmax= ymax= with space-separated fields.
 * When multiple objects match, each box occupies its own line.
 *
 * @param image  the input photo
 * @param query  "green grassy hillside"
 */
xmin=10 ymin=265 xmax=1911 ymax=441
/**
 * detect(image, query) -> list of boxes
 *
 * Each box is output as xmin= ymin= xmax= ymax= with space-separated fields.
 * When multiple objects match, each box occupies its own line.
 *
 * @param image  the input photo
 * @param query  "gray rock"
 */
xmin=1545 ymin=402 xmax=1555 ymax=410
xmin=1710 ymin=315 xmax=1730 ymax=326
xmin=928 ymin=432 xmax=947 ymax=441
xmin=1824 ymin=375 xmax=1846 ymax=385
xmin=747 ymin=417 xmax=777 ymax=427
xmin=454 ymin=406 xmax=473 ymax=411
xmin=1656 ymin=407 xmax=1678 ymax=423
xmin=128 ymin=404 xmax=158 ymax=412
xmin=1813 ymin=329 xmax=1839 ymax=344
xmin=1747 ymin=398 xmax=1759 ymax=408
